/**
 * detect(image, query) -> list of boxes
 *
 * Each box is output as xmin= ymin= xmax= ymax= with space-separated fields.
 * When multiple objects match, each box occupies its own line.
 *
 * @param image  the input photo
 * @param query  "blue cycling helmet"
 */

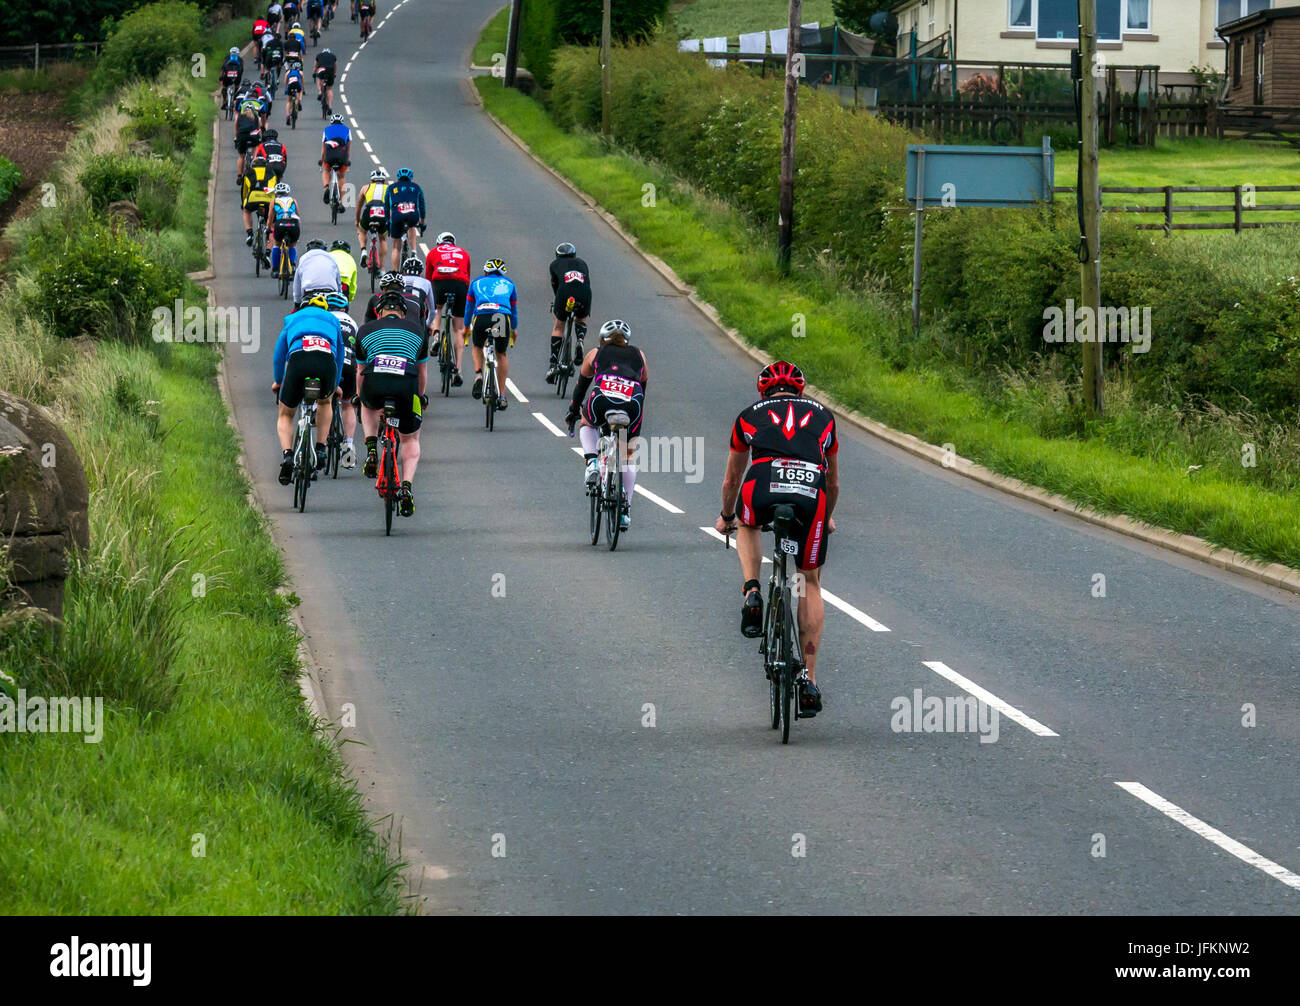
xmin=396 ymin=167 xmax=414 ymax=181
xmin=325 ymin=292 xmax=349 ymax=311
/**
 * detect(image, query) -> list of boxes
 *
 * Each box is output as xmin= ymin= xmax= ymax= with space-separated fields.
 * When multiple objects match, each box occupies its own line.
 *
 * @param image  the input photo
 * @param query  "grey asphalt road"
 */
xmin=211 ymin=0 xmax=1300 ymax=914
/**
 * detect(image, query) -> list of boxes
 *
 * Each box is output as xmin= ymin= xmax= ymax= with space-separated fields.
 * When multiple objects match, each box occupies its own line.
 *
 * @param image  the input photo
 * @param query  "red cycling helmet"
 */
xmin=757 ymin=360 xmax=805 ymax=398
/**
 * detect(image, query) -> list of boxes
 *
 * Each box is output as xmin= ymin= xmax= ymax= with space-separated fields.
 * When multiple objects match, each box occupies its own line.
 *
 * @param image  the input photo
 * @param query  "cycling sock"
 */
xmin=582 ymin=452 xmax=597 ymax=463
xmin=575 ymin=320 xmax=587 ymax=343
xmin=743 ymin=578 xmax=761 ymax=596
xmin=549 ymin=336 xmax=561 ymax=361
xmin=578 ymin=425 xmax=599 ymax=454
xmin=622 ymin=464 xmax=638 ymax=498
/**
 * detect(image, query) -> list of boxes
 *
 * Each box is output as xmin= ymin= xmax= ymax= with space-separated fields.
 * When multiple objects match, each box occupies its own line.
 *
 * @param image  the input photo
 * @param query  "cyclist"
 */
xmin=358 ymin=0 xmax=375 ymax=37
xmin=283 ymin=0 xmax=301 ymax=34
xmin=546 ymin=242 xmax=592 ymax=384
xmin=355 ymin=286 xmax=430 ymax=517
xmin=307 ymin=0 xmax=324 ymax=39
xmin=220 ymin=47 xmax=244 ymax=110
xmin=354 ymin=168 xmax=389 ymax=270
xmin=283 ymin=55 xmax=305 ymax=123
xmin=314 ymin=47 xmax=337 ymax=113
xmin=424 ymin=230 xmax=469 ymax=387
xmin=319 ymin=112 xmax=350 ymax=206
xmin=257 ymin=23 xmax=277 ymax=64
xmin=269 ymin=182 xmax=302 ymax=280
xmin=271 ymin=292 xmax=344 ymax=485
xmin=241 ymin=154 xmax=276 ymax=252
xmin=260 ymin=30 xmax=285 ymax=92
xmin=330 ymin=239 xmax=359 ymax=303
xmin=715 ymin=361 xmax=838 ymax=716
xmin=400 ymin=254 xmax=435 ymax=336
xmin=285 ymin=21 xmax=307 ymax=58
xmin=564 ymin=319 xmax=647 ymax=533
xmin=253 ymin=128 xmax=287 ymax=183
xmin=384 ymin=167 xmax=425 ymax=271
xmin=252 ymin=16 xmax=270 ymax=55
xmin=233 ymin=88 xmax=265 ymax=182
xmin=293 ymin=237 xmax=343 ymax=307
xmin=325 ymin=290 xmax=360 ymax=468
xmin=464 ymin=258 xmax=517 ymax=411
xmin=362 ymin=271 xmax=411 ymax=322
xmin=266 ymin=1 xmax=283 ymax=34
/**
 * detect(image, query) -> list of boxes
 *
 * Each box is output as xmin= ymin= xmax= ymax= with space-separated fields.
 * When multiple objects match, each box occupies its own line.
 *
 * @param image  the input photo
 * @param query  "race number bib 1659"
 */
xmin=769 ymin=458 xmax=820 ymax=497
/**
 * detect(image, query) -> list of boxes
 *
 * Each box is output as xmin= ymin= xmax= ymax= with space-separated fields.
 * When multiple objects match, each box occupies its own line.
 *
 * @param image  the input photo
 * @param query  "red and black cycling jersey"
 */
xmin=729 ymin=395 xmax=838 ymax=468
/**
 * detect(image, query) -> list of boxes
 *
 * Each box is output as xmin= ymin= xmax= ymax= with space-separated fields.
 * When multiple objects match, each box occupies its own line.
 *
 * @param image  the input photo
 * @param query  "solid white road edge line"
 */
xmin=922 ymin=660 xmax=1058 ymax=737
xmin=1116 ymin=782 xmax=1300 ymax=891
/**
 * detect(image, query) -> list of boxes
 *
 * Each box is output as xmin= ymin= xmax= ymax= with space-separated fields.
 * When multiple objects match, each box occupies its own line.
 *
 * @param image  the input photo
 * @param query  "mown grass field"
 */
xmin=475 ymin=75 xmax=1300 ymax=571
xmin=669 ymin=0 xmax=838 ymax=39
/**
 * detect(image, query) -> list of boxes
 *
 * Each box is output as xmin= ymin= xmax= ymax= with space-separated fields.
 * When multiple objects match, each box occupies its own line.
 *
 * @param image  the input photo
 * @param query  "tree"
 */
xmin=831 ymin=0 xmax=895 ymax=37
xmin=556 ymin=0 xmax=668 ymax=45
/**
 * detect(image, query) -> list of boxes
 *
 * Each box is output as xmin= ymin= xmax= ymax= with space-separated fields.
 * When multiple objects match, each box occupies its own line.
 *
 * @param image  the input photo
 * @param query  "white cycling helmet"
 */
xmin=599 ymin=319 xmax=631 ymax=343
xmin=436 ymin=231 xmax=455 ymax=245
xmin=230 ymin=46 xmax=240 ymax=55
xmin=370 ymin=168 xmax=388 ymax=181
xmin=275 ymin=181 xmax=291 ymax=195
xmin=330 ymin=113 xmax=344 ymax=124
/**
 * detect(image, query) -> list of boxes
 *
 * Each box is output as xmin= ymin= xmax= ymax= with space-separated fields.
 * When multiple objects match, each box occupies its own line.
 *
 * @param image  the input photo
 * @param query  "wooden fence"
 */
xmin=1051 ymin=184 xmax=1300 ymax=233
xmin=0 ymin=42 xmax=102 ymax=71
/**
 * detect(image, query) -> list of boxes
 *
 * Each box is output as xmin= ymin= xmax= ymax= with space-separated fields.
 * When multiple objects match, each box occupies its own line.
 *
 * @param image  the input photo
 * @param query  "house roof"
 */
xmin=1217 ymin=5 xmax=1300 ymax=38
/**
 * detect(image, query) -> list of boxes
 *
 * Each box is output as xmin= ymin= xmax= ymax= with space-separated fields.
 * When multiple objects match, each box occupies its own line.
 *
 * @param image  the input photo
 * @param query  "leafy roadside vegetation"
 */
xmin=0 ymin=158 xmax=19 ymax=206
xmin=472 ymin=5 xmax=510 ymax=67
xmin=0 ymin=7 xmax=405 ymax=914
xmin=475 ymin=75 xmax=1300 ymax=569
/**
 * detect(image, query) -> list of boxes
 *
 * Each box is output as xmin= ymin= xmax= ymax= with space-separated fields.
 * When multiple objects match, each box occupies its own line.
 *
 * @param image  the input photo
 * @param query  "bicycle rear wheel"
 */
xmin=328 ymin=410 xmax=342 ymax=478
xmin=780 ymin=666 xmax=793 ymax=744
xmin=484 ymin=365 xmax=496 ymax=430
xmin=589 ymin=478 xmax=601 ymax=545
xmin=383 ymin=442 xmax=397 ymax=535
xmin=439 ymin=328 xmax=452 ymax=396
xmin=766 ymin=591 xmax=781 ymax=729
xmin=295 ymin=441 xmax=311 ymax=513
xmin=330 ymin=180 xmax=339 ymax=225
xmin=779 ymin=588 xmax=796 ymax=743
xmin=605 ymin=455 xmax=621 ymax=551
xmin=555 ymin=320 xmax=572 ymax=398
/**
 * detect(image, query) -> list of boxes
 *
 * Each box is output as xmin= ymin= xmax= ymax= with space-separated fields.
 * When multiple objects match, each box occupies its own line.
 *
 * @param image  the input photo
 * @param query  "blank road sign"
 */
xmin=906 ymin=142 xmax=1055 ymax=208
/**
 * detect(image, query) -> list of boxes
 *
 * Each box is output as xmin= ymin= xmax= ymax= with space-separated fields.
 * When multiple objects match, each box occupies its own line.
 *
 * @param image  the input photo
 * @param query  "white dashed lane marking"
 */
xmin=922 ymin=661 xmax=1057 ymax=737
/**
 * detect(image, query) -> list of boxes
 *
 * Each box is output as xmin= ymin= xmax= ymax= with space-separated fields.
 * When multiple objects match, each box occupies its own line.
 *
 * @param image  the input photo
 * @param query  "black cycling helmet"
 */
xmin=330 ymin=239 xmax=351 ymax=253
xmin=378 ymin=271 xmax=404 ymax=292
xmin=555 ymin=242 xmax=576 ymax=257
xmin=305 ymin=238 xmax=327 ymax=251
xmin=376 ymin=289 xmax=407 ymax=313
xmin=401 ymin=255 xmax=421 ymax=275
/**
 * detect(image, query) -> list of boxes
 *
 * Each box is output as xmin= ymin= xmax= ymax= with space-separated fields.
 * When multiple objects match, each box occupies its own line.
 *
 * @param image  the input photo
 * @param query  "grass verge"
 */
xmin=475 ymin=76 xmax=1300 ymax=570
xmin=471 ymin=4 xmax=510 ymax=67
xmin=0 ymin=20 xmax=406 ymax=914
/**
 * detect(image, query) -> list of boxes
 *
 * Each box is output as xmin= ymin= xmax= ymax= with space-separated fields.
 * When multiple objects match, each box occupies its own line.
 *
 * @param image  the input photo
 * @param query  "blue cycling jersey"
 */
xmin=464 ymin=275 xmax=518 ymax=331
xmin=383 ymin=179 xmax=424 ymax=221
xmin=273 ymin=306 xmax=344 ymax=390
xmin=322 ymin=122 xmax=350 ymax=151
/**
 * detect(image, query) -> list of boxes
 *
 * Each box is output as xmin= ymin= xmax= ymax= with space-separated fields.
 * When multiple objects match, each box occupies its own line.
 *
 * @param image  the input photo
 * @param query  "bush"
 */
xmin=123 ymin=85 xmax=198 ymax=154
xmin=556 ymin=0 xmax=669 ymax=44
xmin=94 ymin=2 xmax=204 ymax=92
xmin=28 ymin=219 xmax=184 ymax=343
xmin=520 ymin=0 xmax=561 ymax=89
xmin=79 ymin=152 xmax=183 ymax=225
xmin=0 ymin=156 xmax=20 ymax=205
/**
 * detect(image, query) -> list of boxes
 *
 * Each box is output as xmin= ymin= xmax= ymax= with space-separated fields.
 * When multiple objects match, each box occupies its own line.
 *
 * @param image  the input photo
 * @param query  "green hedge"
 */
xmin=0 ymin=157 xmax=20 ymax=205
xmin=124 ymin=85 xmax=199 ymax=155
xmin=93 ymin=2 xmax=205 ymax=92
xmin=521 ymin=0 xmax=670 ymax=89
xmin=550 ymin=36 xmax=1300 ymax=418
xmin=80 ymin=152 xmax=184 ymax=224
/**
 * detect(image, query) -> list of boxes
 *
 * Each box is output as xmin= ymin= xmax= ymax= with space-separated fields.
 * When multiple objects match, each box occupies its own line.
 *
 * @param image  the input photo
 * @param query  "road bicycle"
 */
xmin=554 ymin=300 xmax=578 ymax=399
xmin=291 ymin=378 xmax=323 ymax=512
xmin=374 ymin=397 xmax=403 ymax=535
xmin=437 ymin=292 xmax=456 ymax=396
xmin=324 ymin=392 xmax=345 ymax=477
xmin=274 ymin=236 xmax=295 ymax=299
xmin=324 ymin=163 xmax=343 ymax=225
xmin=582 ymin=410 xmax=629 ymax=551
xmin=251 ymin=203 xmax=270 ymax=276
xmin=753 ymin=505 xmax=807 ymax=744
xmin=481 ymin=334 xmax=501 ymax=431
xmin=222 ymin=77 xmax=239 ymax=119
xmin=319 ymin=79 xmax=332 ymax=118
xmin=310 ymin=22 xmax=320 ymax=47
xmin=365 ymin=226 xmax=382 ymax=291
xmin=285 ymin=84 xmax=301 ymax=129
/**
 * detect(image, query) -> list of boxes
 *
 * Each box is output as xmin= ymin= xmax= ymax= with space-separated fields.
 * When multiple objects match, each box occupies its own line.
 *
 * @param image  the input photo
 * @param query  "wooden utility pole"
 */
xmin=601 ymin=0 xmax=612 ymax=139
xmin=778 ymin=0 xmax=802 ymax=270
xmin=504 ymin=0 xmax=523 ymax=88
xmin=1079 ymin=0 xmax=1103 ymax=417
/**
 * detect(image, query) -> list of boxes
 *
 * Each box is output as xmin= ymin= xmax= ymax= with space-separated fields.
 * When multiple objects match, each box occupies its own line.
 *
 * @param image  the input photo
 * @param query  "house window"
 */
xmin=1233 ymin=36 xmax=1243 ymax=85
xmin=1217 ymin=0 xmax=1271 ymax=25
xmin=1013 ymin=0 xmax=1131 ymax=42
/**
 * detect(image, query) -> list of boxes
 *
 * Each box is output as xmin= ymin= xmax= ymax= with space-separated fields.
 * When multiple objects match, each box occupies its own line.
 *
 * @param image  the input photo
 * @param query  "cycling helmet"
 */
xmin=274 ymin=181 xmax=291 ymax=195
xmin=556 ymin=242 xmax=576 ymax=257
xmin=369 ymin=168 xmax=387 ymax=182
xmin=396 ymin=167 xmax=414 ymax=181
xmin=401 ymin=255 xmax=422 ymax=275
xmin=292 ymin=21 xmax=301 ymax=29
xmin=599 ymin=319 xmax=631 ymax=344
xmin=304 ymin=293 xmax=331 ymax=310
xmin=330 ymin=239 xmax=351 ymax=253
xmin=483 ymin=259 xmax=507 ymax=275
xmin=230 ymin=46 xmax=240 ymax=55
xmin=305 ymin=238 xmax=327 ymax=251
xmin=262 ymin=128 xmax=278 ymax=140
xmin=330 ymin=113 xmax=344 ymax=124
xmin=757 ymin=360 xmax=805 ymax=398
xmin=325 ymin=291 xmax=349 ymax=311
xmin=321 ymin=47 xmax=331 ymax=54
xmin=378 ymin=271 xmax=404 ymax=292
xmin=376 ymin=289 xmax=407 ymax=313
xmin=435 ymin=231 xmax=455 ymax=246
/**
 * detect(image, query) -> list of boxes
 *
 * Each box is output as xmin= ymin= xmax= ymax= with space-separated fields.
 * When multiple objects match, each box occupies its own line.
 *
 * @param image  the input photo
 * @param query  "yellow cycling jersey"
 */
xmin=288 ymin=29 xmax=306 ymax=46
xmin=242 ymin=165 xmax=274 ymax=205
xmin=330 ymin=249 xmax=359 ymax=302
xmin=358 ymin=181 xmax=387 ymax=207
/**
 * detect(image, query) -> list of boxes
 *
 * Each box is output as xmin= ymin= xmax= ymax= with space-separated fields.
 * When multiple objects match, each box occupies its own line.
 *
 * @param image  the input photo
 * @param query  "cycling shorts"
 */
xmin=234 ymin=125 xmax=262 ymax=152
xmin=272 ymin=218 xmax=301 ymax=245
xmin=315 ymin=68 xmax=335 ymax=87
xmin=322 ymin=146 xmax=349 ymax=168
xmin=432 ymin=278 xmax=468 ymax=317
xmin=338 ymin=356 xmax=357 ymax=400
xmin=359 ymin=201 xmax=386 ymax=231
xmin=360 ymin=362 xmax=421 ymax=434
xmin=582 ymin=384 xmax=644 ymax=439
xmin=279 ymin=348 xmax=338 ymax=408
xmin=387 ymin=209 xmax=420 ymax=239
xmin=553 ymin=284 xmax=591 ymax=321
xmin=738 ymin=459 xmax=830 ymax=571
xmin=470 ymin=313 xmax=511 ymax=354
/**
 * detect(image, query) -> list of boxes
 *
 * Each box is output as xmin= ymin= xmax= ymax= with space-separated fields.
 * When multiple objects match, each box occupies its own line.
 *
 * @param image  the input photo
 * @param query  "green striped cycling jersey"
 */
xmin=354 ymin=314 xmax=430 ymax=365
